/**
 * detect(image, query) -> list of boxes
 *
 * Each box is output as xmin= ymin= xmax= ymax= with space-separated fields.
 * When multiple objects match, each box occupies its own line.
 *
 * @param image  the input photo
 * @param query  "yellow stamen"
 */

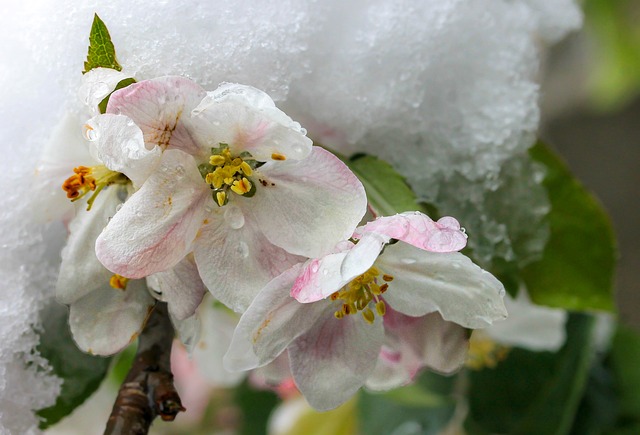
xmin=61 ymin=165 xmax=127 ymax=210
xmin=230 ymin=177 xmax=252 ymax=195
xmin=382 ymin=274 xmax=394 ymax=282
xmin=209 ymin=155 xmax=226 ymax=166
xmin=109 ymin=274 xmax=129 ymax=290
xmin=466 ymin=332 xmax=510 ymax=370
xmin=331 ymin=267 xmax=394 ymax=324
xmin=271 ymin=152 xmax=286 ymax=161
xmin=216 ymin=191 xmax=227 ymax=207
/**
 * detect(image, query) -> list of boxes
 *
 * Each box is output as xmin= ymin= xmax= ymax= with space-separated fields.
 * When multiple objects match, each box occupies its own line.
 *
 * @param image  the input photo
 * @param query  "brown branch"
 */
xmin=104 ymin=302 xmax=185 ymax=435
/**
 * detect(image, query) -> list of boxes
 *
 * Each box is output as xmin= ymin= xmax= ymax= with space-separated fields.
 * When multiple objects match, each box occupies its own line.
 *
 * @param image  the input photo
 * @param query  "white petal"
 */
xmin=191 ymin=83 xmax=312 ymax=162
xmin=289 ymin=313 xmax=384 ymax=411
xmin=86 ymin=114 xmax=162 ymax=188
xmin=146 ymin=254 xmax=207 ymax=321
xmin=192 ymin=297 xmax=245 ymax=387
xmin=340 ymin=231 xmax=387 ymax=280
xmin=96 ymin=150 xmax=209 ymax=278
xmin=69 ymin=279 xmax=155 ymax=356
xmin=56 ymin=186 xmax=123 ymax=304
xmin=378 ymin=243 xmax=507 ymax=329
xmin=224 ymin=265 xmax=329 ymax=372
xmin=194 ymin=210 xmax=305 ymax=313
xmin=171 ymin=312 xmax=201 ymax=354
xmin=354 ymin=212 xmax=468 ymax=253
xmin=249 ymin=147 xmax=366 ymax=258
xmin=33 ymin=112 xmax=96 ymax=222
xmin=107 ymin=76 xmax=206 ymax=155
xmin=290 ymin=252 xmax=350 ymax=303
xmin=485 ymin=291 xmax=567 ymax=351
xmin=80 ymin=68 xmax=129 ymax=112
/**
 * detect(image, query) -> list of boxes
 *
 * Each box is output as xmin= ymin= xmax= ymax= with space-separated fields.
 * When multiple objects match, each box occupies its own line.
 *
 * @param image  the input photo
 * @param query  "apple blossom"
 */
xmin=224 ymin=212 xmax=507 ymax=410
xmin=92 ymin=78 xmax=367 ymax=312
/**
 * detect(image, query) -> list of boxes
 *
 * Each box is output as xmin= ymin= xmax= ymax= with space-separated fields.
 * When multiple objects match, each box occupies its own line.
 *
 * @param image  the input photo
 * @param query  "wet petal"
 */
xmin=86 ymin=114 xmax=162 ymax=188
xmin=378 ymin=243 xmax=507 ymax=329
xmin=224 ymin=265 xmax=329 ymax=372
xmin=146 ymin=254 xmax=207 ymax=321
xmin=69 ymin=279 xmax=155 ymax=356
xmin=289 ymin=312 xmax=384 ymax=411
xmin=107 ymin=76 xmax=206 ymax=155
xmin=190 ymin=83 xmax=312 ymax=162
xmin=96 ymin=150 xmax=209 ymax=278
xmin=249 ymin=147 xmax=367 ymax=258
xmin=194 ymin=210 xmax=305 ymax=313
xmin=354 ymin=212 xmax=467 ymax=253
xmin=57 ymin=186 xmax=123 ymax=304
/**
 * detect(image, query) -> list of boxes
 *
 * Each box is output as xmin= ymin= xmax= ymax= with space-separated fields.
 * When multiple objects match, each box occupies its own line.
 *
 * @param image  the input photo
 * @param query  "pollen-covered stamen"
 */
xmin=330 ymin=266 xmax=392 ymax=324
xmin=466 ymin=332 xmax=510 ymax=370
xmin=109 ymin=274 xmax=129 ymax=290
xmin=200 ymin=144 xmax=259 ymax=207
xmin=62 ymin=165 xmax=129 ymax=211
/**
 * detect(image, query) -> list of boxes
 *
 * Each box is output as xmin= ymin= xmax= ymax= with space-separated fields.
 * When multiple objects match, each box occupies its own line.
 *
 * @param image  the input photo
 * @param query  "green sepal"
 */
xmin=83 ymin=14 xmax=122 ymax=74
xmin=98 ymin=77 xmax=136 ymax=114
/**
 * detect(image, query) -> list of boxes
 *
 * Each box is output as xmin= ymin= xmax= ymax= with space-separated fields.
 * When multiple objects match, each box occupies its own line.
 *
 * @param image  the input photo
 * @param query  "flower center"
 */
xmin=62 ymin=165 xmax=129 ymax=211
xmin=331 ymin=266 xmax=393 ymax=324
xmin=199 ymin=144 xmax=259 ymax=207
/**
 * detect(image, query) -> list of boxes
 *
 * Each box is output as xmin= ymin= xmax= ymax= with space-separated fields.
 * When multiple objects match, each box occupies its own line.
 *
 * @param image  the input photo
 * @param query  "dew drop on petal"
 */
xmin=115 ymin=204 xmax=123 ymax=213
xmin=175 ymin=165 xmax=185 ymax=178
xmin=322 ymin=268 xmax=329 ymax=276
xmin=204 ymin=205 xmax=213 ymax=213
xmin=311 ymin=263 xmax=319 ymax=273
xmin=233 ymin=241 xmax=249 ymax=259
xmin=401 ymin=258 xmax=417 ymax=265
xmin=224 ymin=205 xmax=245 ymax=229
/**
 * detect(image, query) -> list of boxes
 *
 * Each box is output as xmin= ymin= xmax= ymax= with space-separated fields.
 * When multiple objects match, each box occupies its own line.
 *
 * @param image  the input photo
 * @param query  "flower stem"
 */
xmin=103 ymin=302 xmax=185 ymax=435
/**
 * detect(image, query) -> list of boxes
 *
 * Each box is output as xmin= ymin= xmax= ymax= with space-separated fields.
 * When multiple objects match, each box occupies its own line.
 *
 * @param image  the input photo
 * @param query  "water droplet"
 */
xmin=205 ymin=205 xmax=213 ymax=213
xmin=499 ymin=288 xmax=506 ymax=297
xmin=83 ymin=125 xmax=99 ymax=141
xmin=322 ymin=269 xmax=329 ymax=275
xmin=299 ymin=127 xmax=307 ymax=135
xmin=175 ymin=165 xmax=185 ymax=178
xmin=115 ymin=204 xmax=123 ymax=212
xmin=224 ymin=205 xmax=245 ymax=229
xmin=292 ymin=144 xmax=305 ymax=157
xmin=311 ymin=263 xmax=319 ymax=273
xmin=213 ymin=120 xmax=221 ymax=126
xmin=401 ymin=258 xmax=417 ymax=265
xmin=451 ymin=263 xmax=461 ymax=269
xmin=233 ymin=241 xmax=249 ymax=259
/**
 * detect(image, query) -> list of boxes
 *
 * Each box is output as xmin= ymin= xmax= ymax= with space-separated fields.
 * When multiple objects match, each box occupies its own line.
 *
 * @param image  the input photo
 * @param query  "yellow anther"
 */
xmin=382 ymin=274 xmax=394 ymax=282
xmin=109 ymin=274 xmax=129 ymax=290
xmin=375 ymin=301 xmax=386 ymax=316
xmin=271 ymin=152 xmax=286 ymax=161
xmin=362 ymin=308 xmax=375 ymax=324
xmin=379 ymin=283 xmax=389 ymax=294
xmin=216 ymin=191 xmax=227 ymax=206
xmin=466 ymin=333 xmax=510 ymax=370
xmin=240 ymin=162 xmax=253 ymax=176
xmin=210 ymin=155 xmax=226 ymax=166
xmin=230 ymin=177 xmax=252 ymax=195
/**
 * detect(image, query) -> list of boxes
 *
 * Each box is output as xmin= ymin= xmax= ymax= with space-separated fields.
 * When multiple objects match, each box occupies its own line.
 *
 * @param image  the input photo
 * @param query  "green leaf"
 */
xmin=345 ymin=154 xmax=427 ymax=216
xmin=83 ymin=14 xmax=122 ymax=74
xmin=466 ymin=313 xmax=596 ymax=435
xmin=36 ymin=302 xmax=112 ymax=428
xmin=98 ymin=77 xmax=136 ymax=114
xmin=522 ymin=141 xmax=616 ymax=312
xmin=234 ymin=379 xmax=280 ymax=435
xmin=610 ymin=325 xmax=640 ymax=419
xmin=358 ymin=372 xmax=457 ymax=435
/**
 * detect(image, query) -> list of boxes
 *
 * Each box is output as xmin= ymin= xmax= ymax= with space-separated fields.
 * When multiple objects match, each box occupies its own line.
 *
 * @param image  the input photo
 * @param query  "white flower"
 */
xmin=224 ymin=212 xmax=507 ymax=410
xmin=92 ymin=78 xmax=368 ymax=312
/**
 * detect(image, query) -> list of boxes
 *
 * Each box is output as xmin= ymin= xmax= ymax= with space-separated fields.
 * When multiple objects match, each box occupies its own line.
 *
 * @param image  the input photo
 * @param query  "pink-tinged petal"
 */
xmin=224 ymin=265 xmax=330 ymax=372
xmin=248 ymin=147 xmax=367 ymax=258
xmin=80 ymin=67 xmax=129 ymax=112
xmin=354 ymin=212 xmax=467 ymax=253
xmin=190 ymin=83 xmax=312 ymax=162
xmin=107 ymin=76 xmax=206 ymax=156
xmin=194 ymin=208 xmax=305 ymax=313
xmin=192 ymin=297 xmax=245 ymax=387
xmin=377 ymin=243 xmax=507 ymax=329
xmin=56 ymin=186 xmax=124 ymax=304
xmin=86 ymin=114 xmax=162 ymax=188
xmin=289 ymin=312 xmax=384 ymax=411
xmin=146 ymin=254 xmax=207 ymax=321
xmin=340 ymin=231 xmax=387 ymax=280
xmin=96 ymin=150 xmax=209 ymax=278
xmin=69 ymin=279 xmax=155 ymax=356
xmin=290 ymin=252 xmax=350 ymax=303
